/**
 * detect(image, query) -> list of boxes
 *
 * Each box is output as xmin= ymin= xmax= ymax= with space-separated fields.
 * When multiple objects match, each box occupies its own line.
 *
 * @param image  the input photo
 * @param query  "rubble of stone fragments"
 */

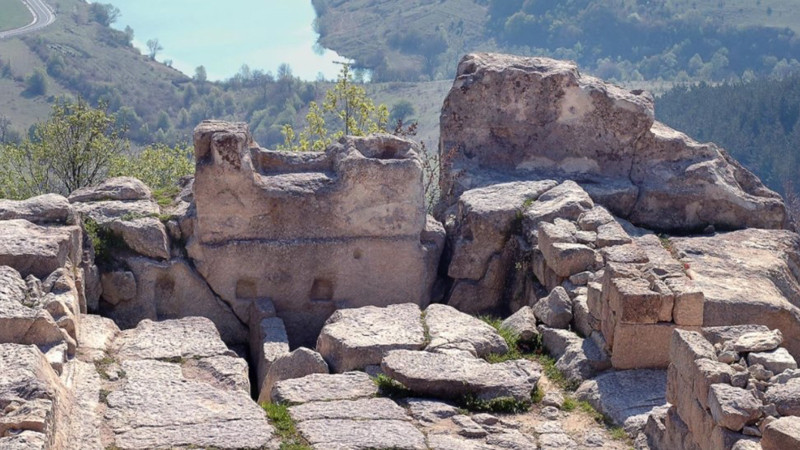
xmin=1 ymin=52 xmax=799 ymax=449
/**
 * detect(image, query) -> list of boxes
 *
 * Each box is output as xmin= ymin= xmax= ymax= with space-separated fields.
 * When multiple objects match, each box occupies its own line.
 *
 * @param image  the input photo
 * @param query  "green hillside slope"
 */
xmin=0 ymin=0 xmax=32 ymax=32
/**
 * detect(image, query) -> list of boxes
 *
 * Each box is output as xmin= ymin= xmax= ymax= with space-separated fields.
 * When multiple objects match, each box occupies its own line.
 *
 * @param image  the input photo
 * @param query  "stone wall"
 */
xmin=646 ymin=327 xmax=800 ymax=450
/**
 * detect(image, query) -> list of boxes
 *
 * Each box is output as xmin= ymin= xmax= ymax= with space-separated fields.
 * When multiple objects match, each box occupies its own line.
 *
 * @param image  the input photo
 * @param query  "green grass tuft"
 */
xmin=262 ymin=403 xmax=311 ymax=450
xmin=526 ymin=353 xmax=580 ymax=391
xmin=152 ymin=185 xmax=181 ymax=208
xmin=420 ymin=310 xmax=431 ymax=347
xmin=459 ymin=394 xmax=530 ymax=414
xmin=562 ymin=395 xmax=577 ymax=411
xmin=480 ymin=315 xmax=522 ymax=362
xmin=531 ymin=385 xmax=544 ymax=404
xmin=373 ymin=374 xmax=412 ymax=399
xmin=578 ymin=400 xmax=608 ymax=425
xmin=94 ymin=356 xmax=116 ymax=380
xmin=610 ymin=426 xmax=629 ymax=441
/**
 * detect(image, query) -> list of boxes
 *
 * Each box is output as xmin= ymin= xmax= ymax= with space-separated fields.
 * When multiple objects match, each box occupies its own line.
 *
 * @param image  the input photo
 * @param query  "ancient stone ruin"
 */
xmin=1 ymin=52 xmax=799 ymax=449
xmin=188 ymin=124 xmax=443 ymax=347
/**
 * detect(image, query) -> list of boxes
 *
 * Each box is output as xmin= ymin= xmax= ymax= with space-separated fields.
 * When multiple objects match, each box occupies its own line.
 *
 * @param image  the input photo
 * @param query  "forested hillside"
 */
xmin=314 ymin=0 xmax=800 ymax=84
xmin=0 ymin=0 xmax=330 ymax=148
xmin=656 ymin=75 xmax=800 ymax=196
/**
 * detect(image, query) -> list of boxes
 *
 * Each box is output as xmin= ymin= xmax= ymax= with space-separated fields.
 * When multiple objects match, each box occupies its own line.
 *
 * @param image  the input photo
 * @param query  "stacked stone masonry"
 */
xmin=646 ymin=327 xmax=800 ymax=450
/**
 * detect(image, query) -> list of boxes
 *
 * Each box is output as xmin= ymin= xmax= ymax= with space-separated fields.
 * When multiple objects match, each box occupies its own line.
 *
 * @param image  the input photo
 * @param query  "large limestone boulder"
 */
xmin=189 ymin=121 xmax=443 ymax=346
xmin=69 ymin=176 xmax=153 ymax=203
xmin=0 ymin=266 xmax=78 ymax=359
xmin=762 ymin=416 xmax=800 ymax=450
xmin=424 ymin=304 xmax=508 ymax=357
xmin=0 ymin=219 xmax=82 ymax=280
xmin=439 ymin=52 xmax=786 ymax=232
xmin=0 ymin=193 xmax=77 ymax=225
xmin=271 ymin=372 xmax=378 ymax=405
xmin=316 ymin=303 xmax=426 ymax=373
xmin=444 ymin=180 xmax=557 ymax=313
xmin=111 ymin=317 xmax=236 ymax=361
xmin=258 ymin=347 xmax=329 ymax=404
xmin=672 ymin=229 xmax=800 ymax=357
xmin=69 ymin=176 xmax=170 ymax=262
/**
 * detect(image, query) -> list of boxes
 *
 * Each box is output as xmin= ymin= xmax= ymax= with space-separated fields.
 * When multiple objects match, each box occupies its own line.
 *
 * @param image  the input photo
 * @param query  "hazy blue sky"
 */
xmin=106 ymin=0 xmax=347 ymax=81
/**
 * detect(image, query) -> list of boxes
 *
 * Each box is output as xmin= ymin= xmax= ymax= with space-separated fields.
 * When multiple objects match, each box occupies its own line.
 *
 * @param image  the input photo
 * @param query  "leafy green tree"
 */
xmin=0 ymin=99 xmax=128 ymax=198
xmin=123 ymin=26 xmax=135 ymax=46
xmin=156 ymin=111 xmax=171 ymax=131
xmin=146 ymin=39 xmax=163 ymax=60
xmin=89 ymin=3 xmax=120 ymax=27
xmin=194 ymin=65 xmax=207 ymax=83
xmin=390 ymin=100 xmax=415 ymax=123
xmin=109 ymin=143 xmax=194 ymax=192
xmin=25 ymin=69 xmax=48 ymax=96
xmin=280 ymin=63 xmax=388 ymax=151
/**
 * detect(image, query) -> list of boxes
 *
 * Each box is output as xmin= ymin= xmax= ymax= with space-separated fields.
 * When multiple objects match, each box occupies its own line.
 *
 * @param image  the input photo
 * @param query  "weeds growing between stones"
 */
xmin=373 ymin=374 xmax=412 ymax=399
xmin=261 ymin=403 xmax=311 ymax=450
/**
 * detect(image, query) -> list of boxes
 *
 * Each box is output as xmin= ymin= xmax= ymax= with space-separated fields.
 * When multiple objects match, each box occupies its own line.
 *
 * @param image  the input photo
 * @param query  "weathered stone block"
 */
xmin=749 ymin=348 xmax=797 ymax=374
xmin=316 ymin=303 xmax=425 ymax=373
xmin=666 ymin=277 xmax=704 ymax=326
xmin=762 ymin=416 xmax=800 ymax=450
xmin=693 ymin=358 xmax=735 ymax=410
xmin=707 ymin=384 xmax=762 ymax=431
xmin=607 ymin=277 xmax=664 ymax=324
xmin=670 ymin=329 xmax=717 ymax=375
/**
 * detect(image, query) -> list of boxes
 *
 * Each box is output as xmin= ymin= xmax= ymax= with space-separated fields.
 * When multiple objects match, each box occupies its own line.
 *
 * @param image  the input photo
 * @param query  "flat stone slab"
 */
xmin=427 ymin=433 xmax=495 ymax=450
xmin=424 ymin=304 xmax=508 ymax=357
xmin=105 ymin=359 xmax=276 ymax=449
xmin=403 ymin=398 xmax=460 ymax=425
xmin=316 ymin=303 xmax=425 ymax=373
xmin=297 ymin=418 xmax=426 ymax=450
xmin=575 ymin=369 xmax=667 ymax=434
xmin=289 ymin=398 xmax=409 ymax=422
xmin=733 ymin=330 xmax=784 ymax=353
xmin=381 ymin=350 xmax=540 ymax=402
xmin=0 ymin=194 xmax=76 ymax=225
xmin=112 ymin=317 xmax=235 ymax=361
xmin=749 ymin=347 xmax=797 ymax=374
xmin=271 ymin=372 xmax=378 ymax=405
xmin=181 ymin=355 xmax=251 ymax=393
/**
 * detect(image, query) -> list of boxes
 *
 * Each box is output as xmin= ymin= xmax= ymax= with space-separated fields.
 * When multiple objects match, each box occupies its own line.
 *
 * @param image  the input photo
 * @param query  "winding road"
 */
xmin=0 ymin=0 xmax=55 ymax=39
